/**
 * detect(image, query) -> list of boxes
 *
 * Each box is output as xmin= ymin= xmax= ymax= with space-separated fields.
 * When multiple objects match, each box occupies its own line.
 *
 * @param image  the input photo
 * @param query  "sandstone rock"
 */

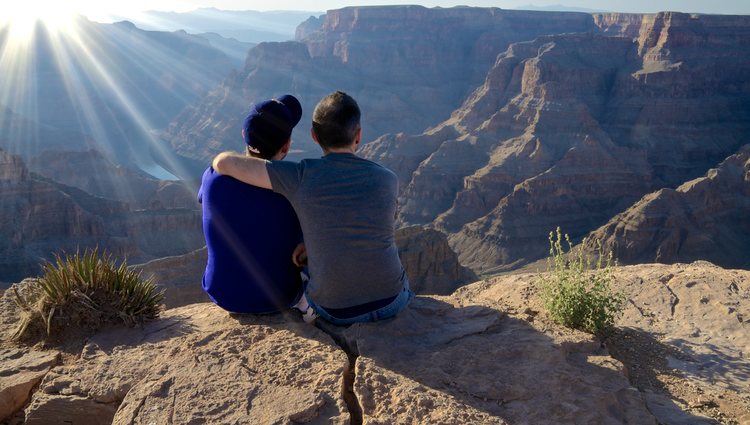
xmin=587 ymin=146 xmax=750 ymax=269
xmin=455 ymin=262 xmax=750 ymax=424
xmin=396 ymin=225 xmax=477 ymax=295
xmin=295 ymin=15 xmax=324 ymax=40
xmin=133 ymin=246 xmax=209 ymax=308
xmin=23 ymin=303 xmax=350 ymax=424
xmin=0 ymin=150 xmax=28 ymax=182
xmin=593 ymin=13 xmax=648 ymax=38
xmin=24 ymin=394 xmax=118 ymax=425
xmin=3 ymin=262 xmax=748 ymax=424
xmin=138 ymin=226 xmax=475 ymax=309
xmin=338 ymin=296 xmax=655 ymax=424
xmin=0 ymin=349 xmax=59 ymax=423
xmin=0 ymin=155 xmax=204 ymax=283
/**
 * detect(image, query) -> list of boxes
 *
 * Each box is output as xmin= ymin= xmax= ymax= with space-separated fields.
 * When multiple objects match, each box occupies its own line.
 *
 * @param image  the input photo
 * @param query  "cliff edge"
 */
xmin=2 ymin=261 xmax=748 ymax=424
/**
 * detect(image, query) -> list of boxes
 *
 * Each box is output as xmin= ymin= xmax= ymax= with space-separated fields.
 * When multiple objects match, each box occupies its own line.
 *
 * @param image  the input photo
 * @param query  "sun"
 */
xmin=1 ymin=1 xmax=80 ymax=42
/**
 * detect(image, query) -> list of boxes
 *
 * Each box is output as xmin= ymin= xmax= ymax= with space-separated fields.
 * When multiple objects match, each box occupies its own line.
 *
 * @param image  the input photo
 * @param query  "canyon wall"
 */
xmin=0 ymin=150 xmax=203 ymax=284
xmin=164 ymin=6 xmax=596 ymax=165
xmin=587 ymin=145 xmax=750 ymax=269
xmin=362 ymin=12 xmax=750 ymax=273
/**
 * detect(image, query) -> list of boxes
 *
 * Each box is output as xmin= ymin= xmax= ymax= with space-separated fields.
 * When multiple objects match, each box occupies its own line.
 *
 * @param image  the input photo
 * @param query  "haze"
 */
xmin=134 ymin=1 xmax=750 ymax=14
xmin=2 ymin=0 xmax=748 ymax=24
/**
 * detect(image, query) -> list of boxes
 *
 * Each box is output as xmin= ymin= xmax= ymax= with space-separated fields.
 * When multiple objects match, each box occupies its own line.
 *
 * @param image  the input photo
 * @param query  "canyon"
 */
xmin=3 ymin=5 xmax=749 ymax=285
xmin=2 ymin=7 xmax=750 ymax=424
xmin=0 ymin=150 xmax=203 ymax=285
xmin=0 ymin=17 xmax=237 ymax=166
xmin=163 ymin=7 xmax=750 ymax=274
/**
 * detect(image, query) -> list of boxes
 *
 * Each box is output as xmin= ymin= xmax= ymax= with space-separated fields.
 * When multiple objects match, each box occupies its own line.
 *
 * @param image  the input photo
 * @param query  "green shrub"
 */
xmin=539 ymin=228 xmax=625 ymax=336
xmin=13 ymin=249 xmax=164 ymax=342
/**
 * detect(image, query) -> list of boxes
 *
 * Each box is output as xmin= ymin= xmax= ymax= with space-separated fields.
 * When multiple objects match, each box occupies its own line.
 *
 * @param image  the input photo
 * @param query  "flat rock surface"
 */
xmin=21 ymin=303 xmax=350 ymax=424
xmin=2 ymin=262 xmax=748 ymax=424
xmin=341 ymin=297 xmax=654 ymax=425
xmin=454 ymin=262 xmax=750 ymax=424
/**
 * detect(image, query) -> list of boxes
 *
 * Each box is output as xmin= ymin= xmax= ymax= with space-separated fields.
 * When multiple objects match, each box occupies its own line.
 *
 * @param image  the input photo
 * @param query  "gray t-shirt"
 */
xmin=266 ymin=152 xmax=406 ymax=309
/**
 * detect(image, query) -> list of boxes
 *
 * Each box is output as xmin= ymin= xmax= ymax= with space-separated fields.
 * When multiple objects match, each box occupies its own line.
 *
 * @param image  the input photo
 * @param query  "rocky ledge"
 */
xmin=1 ymin=262 xmax=748 ymax=424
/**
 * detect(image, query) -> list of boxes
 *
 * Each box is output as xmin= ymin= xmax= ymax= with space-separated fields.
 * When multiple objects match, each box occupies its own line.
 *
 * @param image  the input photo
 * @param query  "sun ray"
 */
xmin=1 ymin=1 xmax=221 ymax=197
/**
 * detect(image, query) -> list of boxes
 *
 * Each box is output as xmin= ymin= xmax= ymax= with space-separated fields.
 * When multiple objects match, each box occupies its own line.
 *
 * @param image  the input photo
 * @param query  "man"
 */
xmin=199 ymin=95 xmax=304 ymax=314
xmin=213 ymin=91 xmax=413 ymax=325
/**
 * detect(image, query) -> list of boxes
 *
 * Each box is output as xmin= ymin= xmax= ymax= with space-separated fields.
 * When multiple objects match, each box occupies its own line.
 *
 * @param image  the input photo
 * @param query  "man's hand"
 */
xmin=292 ymin=242 xmax=307 ymax=267
xmin=212 ymin=151 xmax=273 ymax=189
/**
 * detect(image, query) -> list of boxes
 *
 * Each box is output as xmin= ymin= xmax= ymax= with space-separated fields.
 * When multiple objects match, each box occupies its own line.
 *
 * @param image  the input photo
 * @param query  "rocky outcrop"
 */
xmin=0 ymin=150 xmax=29 ymax=181
xmin=2 ymin=262 xmax=747 ymax=424
xmin=396 ymin=225 xmax=477 ymax=294
xmin=133 ymin=247 xmax=209 ymax=308
xmin=164 ymin=6 xmax=596 ymax=165
xmin=295 ymin=15 xmax=324 ymax=40
xmin=29 ymin=149 xmax=197 ymax=210
xmin=9 ymin=303 xmax=350 ymax=424
xmin=135 ymin=226 xmax=474 ymax=308
xmin=0 ymin=153 xmax=203 ymax=284
xmin=451 ymin=262 xmax=750 ymax=424
xmin=587 ymin=145 xmax=750 ymax=269
xmin=593 ymin=13 xmax=649 ymax=38
xmin=363 ymin=12 xmax=750 ymax=274
xmin=0 ymin=349 xmax=59 ymax=422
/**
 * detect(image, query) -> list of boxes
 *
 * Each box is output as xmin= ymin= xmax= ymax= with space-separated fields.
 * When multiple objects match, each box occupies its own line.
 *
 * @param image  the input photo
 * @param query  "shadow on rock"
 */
xmin=317 ymin=296 xmax=717 ymax=425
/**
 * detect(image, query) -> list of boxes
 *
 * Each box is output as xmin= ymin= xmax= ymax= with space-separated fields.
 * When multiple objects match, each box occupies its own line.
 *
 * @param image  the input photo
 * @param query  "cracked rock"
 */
xmin=342 ymin=297 xmax=655 ymax=424
xmin=0 ymin=348 xmax=59 ymax=422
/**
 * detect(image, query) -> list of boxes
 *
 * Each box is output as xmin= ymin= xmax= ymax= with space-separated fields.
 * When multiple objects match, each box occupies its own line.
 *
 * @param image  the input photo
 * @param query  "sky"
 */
xmin=1 ymin=0 xmax=749 ymax=24
xmin=144 ymin=1 xmax=750 ymax=15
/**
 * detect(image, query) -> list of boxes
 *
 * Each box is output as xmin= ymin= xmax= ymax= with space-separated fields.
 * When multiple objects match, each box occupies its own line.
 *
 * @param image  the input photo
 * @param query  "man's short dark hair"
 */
xmin=312 ymin=91 xmax=361 ymax=149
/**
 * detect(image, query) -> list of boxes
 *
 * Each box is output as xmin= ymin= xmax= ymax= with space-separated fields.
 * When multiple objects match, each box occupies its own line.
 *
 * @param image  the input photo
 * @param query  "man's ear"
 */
xmin=354 ymin=127 xmax=362 ymax=146
xmin=280 ymin=139 xmax=291 ymax=155
xmin=311 ymin=128 xmax=320 ymax=145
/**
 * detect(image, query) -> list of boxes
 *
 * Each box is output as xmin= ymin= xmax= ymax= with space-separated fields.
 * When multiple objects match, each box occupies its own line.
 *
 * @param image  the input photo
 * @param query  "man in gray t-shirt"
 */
xmin=212 ymin=91 xmax=413 ymax=325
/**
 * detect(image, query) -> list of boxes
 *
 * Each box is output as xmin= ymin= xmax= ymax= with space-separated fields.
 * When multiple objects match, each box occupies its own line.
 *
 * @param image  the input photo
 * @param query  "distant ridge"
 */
xmin=116 ymin=8 xmax=322 ymax=43
xmin=514 ymin=4 xmax=605 ymax=13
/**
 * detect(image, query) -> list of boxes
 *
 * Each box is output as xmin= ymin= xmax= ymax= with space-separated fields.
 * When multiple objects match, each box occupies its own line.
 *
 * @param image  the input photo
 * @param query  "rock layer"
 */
xmin=0 ymin=152 xmax=203 ymax=284
xmin=19 ymin=303 xmax=349 ymax=424
xmin=395 ymin=225 xmax=477 ymax=294
xmin=362 ymin=12 xmax=750 ymax=274
xmin=587 ymin=145 xmax=750 ymax=269
xmin=0 ymin=349 xmax=59 ymax=423
xmin=133 ymin=247 xmax=209 ymax=308
xmin=164 ymin=6 xmax=596 ymax=165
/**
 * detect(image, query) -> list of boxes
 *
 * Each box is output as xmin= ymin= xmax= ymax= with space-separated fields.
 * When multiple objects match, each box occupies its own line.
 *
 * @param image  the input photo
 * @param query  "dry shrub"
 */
xmin=13 ymin=249 xmax=164 ymax=343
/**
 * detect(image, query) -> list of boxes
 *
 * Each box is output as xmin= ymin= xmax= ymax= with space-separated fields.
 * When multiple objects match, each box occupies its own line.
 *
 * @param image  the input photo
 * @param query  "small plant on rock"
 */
xmin=12 ymin=249 xmax=164 ymax=342
xmin=539 ymin=227 xmax=625 ymax=337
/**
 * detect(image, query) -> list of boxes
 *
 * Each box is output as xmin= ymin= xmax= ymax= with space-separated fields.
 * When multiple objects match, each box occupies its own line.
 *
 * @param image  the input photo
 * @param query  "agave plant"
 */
xmin=13 ymin=248 xmax=164 ymax=341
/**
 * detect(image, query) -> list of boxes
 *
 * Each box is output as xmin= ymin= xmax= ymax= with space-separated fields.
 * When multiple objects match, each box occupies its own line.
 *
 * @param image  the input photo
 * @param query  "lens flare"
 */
xmin=1 ymin=1 xmax=78 ymax=43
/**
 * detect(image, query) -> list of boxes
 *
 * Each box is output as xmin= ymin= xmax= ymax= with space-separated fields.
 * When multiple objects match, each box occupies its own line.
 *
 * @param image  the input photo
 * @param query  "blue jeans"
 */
xmin=306 ymin=277 xmax=415 ymax=326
